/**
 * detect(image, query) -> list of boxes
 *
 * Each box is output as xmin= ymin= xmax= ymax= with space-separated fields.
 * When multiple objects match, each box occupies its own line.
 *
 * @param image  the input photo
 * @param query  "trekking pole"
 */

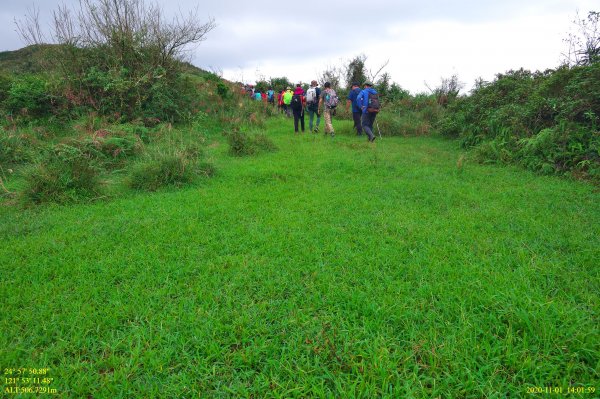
xmin=376 ymin=119 xmax=382 ymax=138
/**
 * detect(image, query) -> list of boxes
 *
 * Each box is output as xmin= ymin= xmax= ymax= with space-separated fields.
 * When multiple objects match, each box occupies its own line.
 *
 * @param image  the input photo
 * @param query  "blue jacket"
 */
xmin=347 ymin=87 xmax=362 ymax=113
xmin=356 ymin=87 xmax=378 ymax=114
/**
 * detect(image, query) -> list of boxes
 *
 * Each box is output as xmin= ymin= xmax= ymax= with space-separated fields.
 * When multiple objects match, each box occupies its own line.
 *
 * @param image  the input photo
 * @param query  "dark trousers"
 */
xmin=361 ymin=112 xmax=377 ymax=140
xmin=293 ymin=108 xmax=305 ymax=132
xmin=352 ymin=111 xmax=363 ymax=135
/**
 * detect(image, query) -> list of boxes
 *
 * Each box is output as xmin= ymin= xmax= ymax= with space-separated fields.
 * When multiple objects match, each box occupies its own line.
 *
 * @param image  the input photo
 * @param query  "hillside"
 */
xmin=0 ymin=44 xmax=54 ymax=74
xmin=0 ymin=44 xmax=210 ymax=77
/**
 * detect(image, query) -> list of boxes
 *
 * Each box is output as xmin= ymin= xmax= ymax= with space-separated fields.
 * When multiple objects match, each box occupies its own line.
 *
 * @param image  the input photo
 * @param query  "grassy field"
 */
xmin=1 ymin=116 xmax=599 ymax=398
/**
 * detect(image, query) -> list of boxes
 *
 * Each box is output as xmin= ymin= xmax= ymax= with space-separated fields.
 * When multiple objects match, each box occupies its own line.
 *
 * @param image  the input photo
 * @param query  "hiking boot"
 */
xmin=314 ymin=127 xmax=319 ymax=133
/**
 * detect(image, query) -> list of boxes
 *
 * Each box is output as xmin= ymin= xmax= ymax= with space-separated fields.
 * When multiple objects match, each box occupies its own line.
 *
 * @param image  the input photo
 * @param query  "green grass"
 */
xmin=1 ymin=116 xmax=599 ymax=398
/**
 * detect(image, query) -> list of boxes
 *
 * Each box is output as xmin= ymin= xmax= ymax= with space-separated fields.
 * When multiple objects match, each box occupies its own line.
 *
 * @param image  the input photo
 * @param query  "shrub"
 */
xmin=128 ymin=153 xmax=192 ymax=191
xmin=227 ymin=131 xmax=255 ymax=156
xmin=0 ymin=73 xmax=12 ymax=104
xmin=518 ymin=122 xmax=599 ymax=176
xmin=0 ymin=132 xmax=40 ymax=164
xmin=253 ymin=133 xmax=278 ymax=153
xmin=4 ymin=75 xmax=51 ymax=117
xmin=226 ymin=131 xmax=277 ymax=156
xmin=60 ymin=131 xmax=144 ymax=170
xmin=438 ymin=64 xmax=600 ymax=182
xmin=95 ymin=135 xmax=142 ymax=160
xmin=143 ymin=73 xmax=201 ymax=123
xmin=377 ymin=112 xmax=431 ymax=137
xmin=127 ymin=145 xmax=214 ymax=191
xmin=20 ymin=143 xmax=102 ymax=204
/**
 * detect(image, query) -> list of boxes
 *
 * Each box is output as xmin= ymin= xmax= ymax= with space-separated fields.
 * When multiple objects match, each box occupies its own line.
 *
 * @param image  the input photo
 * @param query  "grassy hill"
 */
xmin=0 ymin=44 xmax=210 ymax=76
xmin=1 ymin=117 xmax=598 ymax=397
xmin=0 ymin=44 xmax=55 ymax=74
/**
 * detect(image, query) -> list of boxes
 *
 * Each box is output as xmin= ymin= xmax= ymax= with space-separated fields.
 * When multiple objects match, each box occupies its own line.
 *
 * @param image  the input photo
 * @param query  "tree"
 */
xmin=318 ymin=64 xmax=342 ymax=92
xmin=15 ymin=0 xmax=216 ymax=119
xmin=387 ymin=83 xmax=410 ymax=102
xmin=375 ymin=72 xmax=391 ymax=97
xmin=366 ymin=59 xmax=390 ymax=83
xmin=426 ymin=74 xmax=464 ymax=107
xmin=345 ymin=55 xmax=367 ymax=89
xmin=269 ymin=77 xmax=293 ymax=92
xmin=563 ymin=11 xmax=599 ymax=66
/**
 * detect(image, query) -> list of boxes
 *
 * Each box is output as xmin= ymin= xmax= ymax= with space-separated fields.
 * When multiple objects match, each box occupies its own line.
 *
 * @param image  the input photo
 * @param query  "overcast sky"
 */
xmin=1 ymin=0 xmax=597 ymax=93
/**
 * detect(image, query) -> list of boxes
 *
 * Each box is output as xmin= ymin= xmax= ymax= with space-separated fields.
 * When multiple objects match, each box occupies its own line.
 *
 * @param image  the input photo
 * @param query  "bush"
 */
xmin=518 ymin=122 xmax=599 ymax=176
xmin=128 ymin=153 xmax=191 ymax=191
xmin=4 ymin=75 xmax=51 ymax=117
xmin=226 ymin=131 xmax=277 ymax=156
xmin=127 ymin=146 xmax=214 ymax=191
xmin=377 ymin=112 xmax=431 ymax=137
xmin=253 ymin=133 xmax=278 ymax=153
xmin=0 ymin=73 xmax=12 ymax=104
xmin=438 ymin=64 xmax=600 ymax=182
xmin=0 ymin=132 xmax=40 ymax=164
xmin=142 ymin=73 xmax=201 ymax=123
xmin=20 ymin=143 xmax=102 ymax=204
xmin=94 ymin=135 xmax=142 ymax=161
xmin=58 ymin=130 xmax=144 ymax=170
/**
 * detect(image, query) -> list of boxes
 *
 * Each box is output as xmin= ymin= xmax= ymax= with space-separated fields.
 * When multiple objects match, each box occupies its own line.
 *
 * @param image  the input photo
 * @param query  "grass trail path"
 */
xmin=1 ymin=117 xmax=598 ymax=397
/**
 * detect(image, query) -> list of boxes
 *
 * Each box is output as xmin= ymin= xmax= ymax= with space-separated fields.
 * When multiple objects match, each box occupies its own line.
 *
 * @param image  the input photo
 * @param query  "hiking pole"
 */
xmin=376 ymin=119 xmax=382 ymax=138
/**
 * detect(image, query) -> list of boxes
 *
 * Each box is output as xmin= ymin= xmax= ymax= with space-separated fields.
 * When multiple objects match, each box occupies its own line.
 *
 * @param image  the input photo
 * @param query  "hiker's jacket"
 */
xmin=356 ymin=88 xmax=378 ymax=114
xmin=283 ymin=90 xmax=293 ymax=105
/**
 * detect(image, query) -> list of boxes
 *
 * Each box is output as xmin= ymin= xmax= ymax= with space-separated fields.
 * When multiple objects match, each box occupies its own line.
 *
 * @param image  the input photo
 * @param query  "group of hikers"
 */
xmin=242 ymin=80 xmax=381 ymax=142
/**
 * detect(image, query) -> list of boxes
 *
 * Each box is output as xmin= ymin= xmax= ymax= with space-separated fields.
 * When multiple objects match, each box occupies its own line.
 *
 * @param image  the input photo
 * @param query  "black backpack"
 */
xmin=367 ymin=92 xmax=380 ymax=113
xmin=290 ymin=94 xmax=302 ymax=110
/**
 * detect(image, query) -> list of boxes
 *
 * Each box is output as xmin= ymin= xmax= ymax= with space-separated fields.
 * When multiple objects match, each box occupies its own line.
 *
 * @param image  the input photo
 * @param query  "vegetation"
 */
xmin=1 ymin=118 xmax=598 ymax=397
xmin=0 ymin=2 xmax=598 ymax=396
xmin=437 ymin=64 xmax=600 ymax=181
xmin=226 ymin=130 xmax=277 ymax=157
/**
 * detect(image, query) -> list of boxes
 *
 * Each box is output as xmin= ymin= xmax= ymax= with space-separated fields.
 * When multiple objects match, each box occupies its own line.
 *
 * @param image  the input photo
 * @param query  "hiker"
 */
xmin=318 ymin=81 xmax=338 ymax=137
xmin=356 ymin=81 xmax=380 ymax=142
xmin=277 ymin=90 xmax=284 ymax=113
xmin=305 ymin=80 xmax=321 ymax=133
xmin=290 ymin=84 xmax=305 ymax=133
xmin=346 ymin=82 xmax=363 ymax=136
xmin=267 ymin=87 xmax=275 ymax=107
xmin=254 ymin=90 xmax=262 ymax=101
xmin=282 ymin=86 xmax=293 ymax=118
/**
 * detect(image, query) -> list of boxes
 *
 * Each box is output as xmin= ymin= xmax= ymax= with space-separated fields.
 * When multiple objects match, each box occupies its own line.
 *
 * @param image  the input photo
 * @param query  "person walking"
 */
xmin=290 ymin=84 xmax=306 ymax=133
xmin=318 ymin=81 xmax=338 ymax=137
xmin=346 ymin=82 xmax=363 ymax=136
xmin=305 ymin=80 xmax=321 ymax=133
xmin=282 ymin=86 xmax=293 ymax=118
xmin=277 ymin=90 xmax=284 ymax=113
xmin=356 ymin=81 xmax=379 ymax=142
xmin=267 ymin=87 xmax=275 ymax=107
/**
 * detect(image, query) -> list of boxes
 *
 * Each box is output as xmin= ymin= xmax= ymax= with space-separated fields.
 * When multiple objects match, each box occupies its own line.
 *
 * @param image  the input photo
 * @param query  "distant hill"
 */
xmin=0 ymin=44 xmax=211 ymax=77
xmin=0 ymin=44 xmax=55 ymax=74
